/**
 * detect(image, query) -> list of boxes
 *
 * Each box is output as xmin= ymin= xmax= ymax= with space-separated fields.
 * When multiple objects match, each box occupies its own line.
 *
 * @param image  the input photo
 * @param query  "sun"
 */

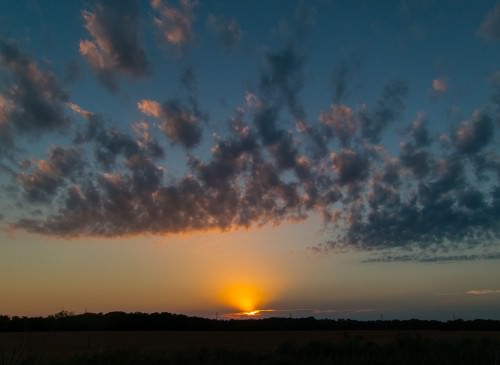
xmin=243 ymin=310 xmax=261 ymax=316
xmin=220 ymin=283 xmax=264 ymax=314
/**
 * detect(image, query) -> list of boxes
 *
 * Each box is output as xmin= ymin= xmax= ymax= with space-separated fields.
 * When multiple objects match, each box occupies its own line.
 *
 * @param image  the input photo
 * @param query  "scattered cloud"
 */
xmin=80 ymin=0 xmax=150 ymax=92
xmin=1 ymin=10 xmax=500 ymax=264
xmin=9 ymin=79 xmax=500 ymax=259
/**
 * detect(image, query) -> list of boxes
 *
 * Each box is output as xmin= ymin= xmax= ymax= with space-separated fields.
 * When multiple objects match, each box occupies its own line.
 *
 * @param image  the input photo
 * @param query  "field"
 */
xmin=1 ymin=330 xmax=500 ymax=364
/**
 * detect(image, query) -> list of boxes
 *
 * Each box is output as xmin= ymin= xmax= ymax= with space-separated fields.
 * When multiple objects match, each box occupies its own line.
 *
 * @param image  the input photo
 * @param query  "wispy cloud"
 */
xmin=363 ymin=252 xmax=500 ymax=264
xmin=466 ymin=289 xmax=500 ymax=296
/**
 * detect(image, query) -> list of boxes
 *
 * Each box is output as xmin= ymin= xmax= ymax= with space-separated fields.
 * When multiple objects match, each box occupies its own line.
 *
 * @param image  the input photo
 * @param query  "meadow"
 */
xmin=1 ymin=330 xmax=500 ymax=365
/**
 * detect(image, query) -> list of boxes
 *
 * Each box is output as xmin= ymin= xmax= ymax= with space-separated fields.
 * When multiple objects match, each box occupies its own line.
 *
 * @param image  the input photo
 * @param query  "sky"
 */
xmin=1 ymin=0 xmax=500 ymax=320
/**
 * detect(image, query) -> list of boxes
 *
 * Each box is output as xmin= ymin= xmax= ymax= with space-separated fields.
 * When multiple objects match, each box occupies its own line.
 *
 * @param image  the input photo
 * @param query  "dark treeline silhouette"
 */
xmin=0 ymin=311 xmax=499 ymax=332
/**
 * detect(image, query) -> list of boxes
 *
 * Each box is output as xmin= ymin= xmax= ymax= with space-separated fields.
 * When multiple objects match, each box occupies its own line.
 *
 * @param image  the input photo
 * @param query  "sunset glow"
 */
xmin=220 ymin=283 xmax=265 ymax=313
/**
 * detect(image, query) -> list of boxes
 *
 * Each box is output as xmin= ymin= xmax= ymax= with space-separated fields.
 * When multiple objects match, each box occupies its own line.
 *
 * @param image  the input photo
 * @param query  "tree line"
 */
xmin=0 ymin=311 xmax=499 ymax=331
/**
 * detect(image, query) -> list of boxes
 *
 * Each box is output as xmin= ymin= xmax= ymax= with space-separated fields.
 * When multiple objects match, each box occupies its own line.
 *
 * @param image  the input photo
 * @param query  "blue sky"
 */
xmin=1 ymin=0 xmax=500 ymax=319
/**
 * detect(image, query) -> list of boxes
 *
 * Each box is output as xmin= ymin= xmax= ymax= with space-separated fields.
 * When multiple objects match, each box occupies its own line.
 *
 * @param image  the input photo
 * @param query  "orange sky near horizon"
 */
xmin=1 ymin=214 xmax=500 ymax=319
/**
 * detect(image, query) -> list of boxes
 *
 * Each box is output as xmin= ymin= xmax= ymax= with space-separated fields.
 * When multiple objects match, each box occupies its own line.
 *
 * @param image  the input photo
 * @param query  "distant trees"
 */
xmin=0 ymin=312 xmax=499 ymax=332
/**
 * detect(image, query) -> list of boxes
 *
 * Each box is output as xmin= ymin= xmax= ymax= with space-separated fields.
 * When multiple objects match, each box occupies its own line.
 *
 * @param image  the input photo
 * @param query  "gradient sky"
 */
xmin=1 ymin=0 xmax=500 ymax=320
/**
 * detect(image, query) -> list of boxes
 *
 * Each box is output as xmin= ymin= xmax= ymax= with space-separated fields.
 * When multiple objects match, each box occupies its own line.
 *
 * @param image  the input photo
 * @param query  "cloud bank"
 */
xmin=1 ymin=2 xmax=500 ymax=262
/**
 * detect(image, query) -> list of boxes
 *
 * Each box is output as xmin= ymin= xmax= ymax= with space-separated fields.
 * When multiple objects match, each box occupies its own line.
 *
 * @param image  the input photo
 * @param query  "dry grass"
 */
xmin=1 ymin=330 xmax=500 ymax=356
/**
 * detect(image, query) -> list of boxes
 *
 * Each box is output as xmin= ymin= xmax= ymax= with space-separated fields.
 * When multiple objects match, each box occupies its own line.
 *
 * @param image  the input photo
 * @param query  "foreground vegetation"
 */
xmin=2 ymin=313 xmax=499 ymax=364
xmin=1 ymin=332 xmax=500 ymax=365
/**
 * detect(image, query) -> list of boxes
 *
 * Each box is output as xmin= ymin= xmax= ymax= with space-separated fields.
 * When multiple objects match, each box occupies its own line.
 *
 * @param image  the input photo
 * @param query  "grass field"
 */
xmin=1 ymin=331 xmax=500 ymax=364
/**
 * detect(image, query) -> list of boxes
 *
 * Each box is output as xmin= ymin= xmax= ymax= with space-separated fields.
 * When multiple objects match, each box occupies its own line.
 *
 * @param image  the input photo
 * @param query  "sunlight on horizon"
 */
xmin=219 ymin=283 xmax=267 ymax=313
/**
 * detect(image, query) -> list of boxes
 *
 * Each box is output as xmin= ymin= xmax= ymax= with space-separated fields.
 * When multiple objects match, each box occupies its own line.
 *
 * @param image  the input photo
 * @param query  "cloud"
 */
xmin=3 ymin=24 xmax=500 ymax=263
xmin=331 ymin=148 xmax=370 ymax=186
xmin=137 ymin=99 xmax=162 ymax=118
xmin=11 ymin=87 xmax=500 ymax=260
xmin=478 ymin=3 xmax=500 ymax=41
xmin=0 ymin=96 xmax=14 ymax=154
xmin=66 ymin=102 xmax=93 ymax=118
xmin=138 ymin=98 xmax=202 ymax=148
xmin=359 ymin=80 xmax=408 ymax=143
xmin=151 ymin=0 xmax=194 ymax=51
xmin=363 ymin=252 xmax=500 ymax=263
xmin=260 ymin=43 xmax=305 ymax=121
xmin=207 ymin=14 xmax=242 ymax=51
xmin=0 ymin=39 xmax=70 ymax=153
xmin=432 ymin=78 xmax=447 ymax=93
xmin=17 ymin=146 xmax=84 ymax=203
xmin=466 ymin=289 xmax=500 ymax=296
xmin=75 ymin=111 xmax=163 ymax=169
xmin=79 ymin=0 xmax=150 ymax=92
xmin=319 ymin=104 xmax=357 ymax=147
xmin=453 ymin=111 xmax=494 ymax=155
xmin=322 ymin=104 xmax=500 ymax=254
xmin=330 ymin=55 xmax=362 ymax=104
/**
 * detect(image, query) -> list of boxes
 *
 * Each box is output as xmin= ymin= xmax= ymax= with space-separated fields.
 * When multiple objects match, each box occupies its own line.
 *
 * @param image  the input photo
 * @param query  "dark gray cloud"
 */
xmin=478 ymin=3 xmax=500 ymax=41
xmin=207 ymin=15 xmax=242 ymax=51
xmin=407 ymin=114 xmax=431 ymax=147
xmin=138 ymin=97 xmax=203 ymax=149
xmin=179 ymin=66 xmax=209 ymax=127
xmin=74 ymin=110 xmax=164 ymax=169
xmin=80 ymin=0 xmax=150 ymax=92
xmin=17 ymin=146 xmax=84 ymax=203
xmin=0 ymin=39 xmax=70 ymax=142
xmin=453 ymin=112 xmax=494 ymax=154
xmin=330 ymin=55 xmax=362 ymax=104
xmin=331 ymin=148 xmax=370 ymax=186
xmin=166 ymin=100 xmax=201 ymax=149
xmin=359 ymin=80 xmax=408 ymax=143
xmin=319 ymin=105 xmax=357 ymax=147
xmin=363 ymin=251 xmax=500 ymax=263
xmin=260 ymin=44 xmax=305 ymax=121
xmin=399 ymin=142 xmax=431 ymax=178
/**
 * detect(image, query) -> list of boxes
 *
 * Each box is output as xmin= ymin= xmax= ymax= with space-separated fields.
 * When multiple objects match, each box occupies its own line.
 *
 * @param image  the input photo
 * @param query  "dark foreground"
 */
xmin=1 ymin=331 xmax=500 ymax=364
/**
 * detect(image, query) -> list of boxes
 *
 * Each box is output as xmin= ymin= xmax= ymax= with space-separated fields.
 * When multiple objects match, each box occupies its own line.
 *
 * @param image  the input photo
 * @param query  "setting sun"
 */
xmin=243 ymin=310 xmax=261 ymax=316
xmin=220 ymin=283 xmax=265 ymax=313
